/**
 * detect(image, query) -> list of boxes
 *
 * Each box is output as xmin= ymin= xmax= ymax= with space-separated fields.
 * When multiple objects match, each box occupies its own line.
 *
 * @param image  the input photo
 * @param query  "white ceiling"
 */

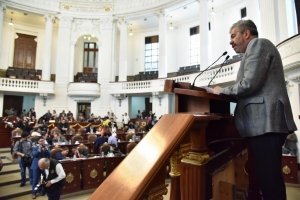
xmin=3 ymin=0 xmax=239 ymax=31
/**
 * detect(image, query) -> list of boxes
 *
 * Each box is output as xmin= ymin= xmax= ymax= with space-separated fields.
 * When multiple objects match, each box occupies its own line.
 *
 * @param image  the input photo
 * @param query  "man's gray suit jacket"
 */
xmin=219 ymin=38 xmax=297 ymax=137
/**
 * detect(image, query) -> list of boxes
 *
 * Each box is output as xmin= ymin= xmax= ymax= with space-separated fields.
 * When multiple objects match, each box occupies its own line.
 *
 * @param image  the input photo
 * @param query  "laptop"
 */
xmin=133 ymin=136 xmax=141 ymax=142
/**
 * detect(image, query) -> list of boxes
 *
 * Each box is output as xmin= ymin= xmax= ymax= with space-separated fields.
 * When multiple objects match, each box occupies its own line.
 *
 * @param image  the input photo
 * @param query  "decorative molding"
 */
xmin=71 ymin=97 xmax=98 ymax=102
xmin=100 ymin=18 xmax=114 ymax=30
xmin=277 ymin=35 xmax=300 ymax=60
xmin=67 ymin=82 xmax=101 ymax=98
xmin=44 ymin=14 xmax=56 ymax=23
xmin=0 ymin=3 xmax=7 ymax=13
xmin=57 ymin=15 xmax=73 ymax=28
xmin=155 ymin=9 xmax=167 ymax=18
xmin=169 ymin=143 xmax=191 ymax=177
xmin=181 ymin=151 xmax=210 ymax=166
xmin=147 ymin=188 xmax=168 ymax=200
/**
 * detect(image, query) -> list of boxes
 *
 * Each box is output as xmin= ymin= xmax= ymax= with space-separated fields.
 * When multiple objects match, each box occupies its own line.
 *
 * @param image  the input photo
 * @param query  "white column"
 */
xmin=54 ymin=15 xmax=73 ymax=112
xmin=118 ymin=18 xmax=128 ymax=82
xmin=42 ymin=15 xmax=55 ymax=81
xmin=0 ymin=4 xmax=6 ymax=59
xmin=277 ymin=0 xmax=289 ymax=41
xmin=55 ymin=15 xmax=73 ymax=84
xmin=259 ymin=0 xmax=280 ymax=44
xmin=156 ymin=10 xmax=168 ymax=78
xmin=198 ymin=0 xmax=209 ymax=70
xmin=246 ymin=0 xmax=261 ymax=34
xmin=68 ymin=41 xmax=76 ymax=82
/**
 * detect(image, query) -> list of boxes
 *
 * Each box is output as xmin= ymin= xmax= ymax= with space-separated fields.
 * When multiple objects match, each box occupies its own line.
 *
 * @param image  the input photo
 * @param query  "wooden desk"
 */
xmin=81 ymin=157 xmax=105 ymax=189
xmin=60 ymin=159 xmax=82 ymax=194
xmin=117 ymin=141 xmax=139 ymax=155
xmin=282 ymin=155 xmax=299 ymax=184
xmin=105 ymin=156 xmax=126 ymax=178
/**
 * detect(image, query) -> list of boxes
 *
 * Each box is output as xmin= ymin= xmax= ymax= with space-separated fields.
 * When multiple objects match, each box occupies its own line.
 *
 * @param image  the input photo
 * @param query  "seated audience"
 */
xmin=52 ymin=132 xmax=68 ymax=144
xmin=105 ymin=144 xmax=123 ymax=156
xmin=31 ymin=128 xmax=41 ymax=137
xmin=54 ymin=147 xmax=69 ymax=161
xmin=58 ymin=119 xmax=69 ymax=134
xmin=108 ymin=132 xmax=118 ymax=148
xmin=94 ymin=128 xmax=108 ymax=151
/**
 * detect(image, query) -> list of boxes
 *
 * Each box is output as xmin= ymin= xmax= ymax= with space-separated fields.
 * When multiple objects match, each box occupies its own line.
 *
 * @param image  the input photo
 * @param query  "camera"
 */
xmin=34 ymin=182 xmax=45 ymax=191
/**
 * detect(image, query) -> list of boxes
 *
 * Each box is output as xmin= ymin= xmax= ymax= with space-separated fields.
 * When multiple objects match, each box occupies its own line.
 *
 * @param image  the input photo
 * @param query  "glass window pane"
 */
xmin=89 ymin=52 xmax=94 ymax=68
xmin=145 ymin=44 xmax=151 ymax=50
xmin=145 ymin=57 xmax=151 ymax=62
xmin=152 ymin=56 xmax=158 ymax=62
xmin=95 ymin=52 xmax=98 ymax=68
xmin=145 ymin=63 xmax=151 ymax=70
xmin=152 ymin=49 xmax=158 ymax=56
xmin=152 ymin=62 xmax=158 ymax=69
xmin=96 ymin=43 xmax=98 ymax=49
xmin=152 ymin=43 xmax=158 ymax=49
xmin=90 ymin=43 xmax=95 ymax=49
xmin=145 ymin=50 xmax=151 ymax=56
xmin=83 ymin=51 xmax=88 ymax=67
xmin=84 ymin=43 xmax=88 ymax=48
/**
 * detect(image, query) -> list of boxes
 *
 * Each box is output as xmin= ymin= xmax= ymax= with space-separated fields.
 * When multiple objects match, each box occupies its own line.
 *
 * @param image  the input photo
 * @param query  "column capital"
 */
xmin=44 ymin=15 xmax=56 ymax=23
xmin=155 ymin=9 xmax=167 ymax=18
xmin=0 ymin=3 xmax=6 ymax=13
xmin=117 ymin=18 xmax=129 ymax=26
xmin=57 ymin=15 xmax=73 ymax=28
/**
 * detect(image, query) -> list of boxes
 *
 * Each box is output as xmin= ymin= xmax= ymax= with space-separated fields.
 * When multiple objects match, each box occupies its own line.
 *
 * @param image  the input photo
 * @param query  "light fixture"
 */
xmin=129 ymin=24 xmax=133 ymax=36
xmin=169 ymin=16 xmax=174 ymax=30
xmin=153 ymin=92 xmax=163 ymax=106
xmin=83 ymin=36 xmax=86 ymax=39
xmin=88 ymin=36 xmax=91 ymax=40
xmin=91 ymin=34 xmax=95 ymax=37
xmin=40 ymin=93 xmax=48 ymax=106
xmin=113 ymin=94 xmax=127 ymax=107
xmin=9 ymin=12 xmax=14 ymax=26
xmin=211 ymin=0 xmax=216 ymax=16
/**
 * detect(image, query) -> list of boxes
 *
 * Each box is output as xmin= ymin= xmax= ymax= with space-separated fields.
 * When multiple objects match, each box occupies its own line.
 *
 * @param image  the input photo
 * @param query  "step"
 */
xmin=0 ymin=148 xmax=11 ymax=153
xmin=0 ymin=163 xmax=20 ymax=175
xmin=0 ymin=183 xmax=32 ymax=200
xmin=0 ymin=172 xmax=29 ymax=187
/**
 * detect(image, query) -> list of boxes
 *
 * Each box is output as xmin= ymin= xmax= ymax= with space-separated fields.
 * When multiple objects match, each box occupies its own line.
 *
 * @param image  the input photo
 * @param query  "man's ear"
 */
xmin=244 ymin=29 xmax=251 ymax=39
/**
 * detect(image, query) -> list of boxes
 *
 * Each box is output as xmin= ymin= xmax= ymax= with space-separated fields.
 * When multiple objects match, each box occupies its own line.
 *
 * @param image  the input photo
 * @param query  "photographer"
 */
xmin=31 ymin=138 xmax=50 ymax=199
xmin=13 ymin=132 xmax=33 ymax=187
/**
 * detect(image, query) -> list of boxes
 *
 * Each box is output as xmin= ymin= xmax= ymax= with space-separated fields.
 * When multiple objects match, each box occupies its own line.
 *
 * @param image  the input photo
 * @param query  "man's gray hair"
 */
xmin=230 ymin=20 xmax=258 ymax=37
xmin=44 ymin=158 xmax=50 ymax=165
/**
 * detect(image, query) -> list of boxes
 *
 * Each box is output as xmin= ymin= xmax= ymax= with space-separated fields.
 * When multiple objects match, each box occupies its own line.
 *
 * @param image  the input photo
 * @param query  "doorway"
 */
xmin=3 ymin=95 xmax=23 ymax=116
xmin=78 ymin=103 xmax=91 ymax=120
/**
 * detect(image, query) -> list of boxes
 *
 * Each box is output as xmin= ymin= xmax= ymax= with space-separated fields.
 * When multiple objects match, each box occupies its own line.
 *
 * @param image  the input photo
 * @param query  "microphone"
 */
xmin=207 ymin=55 xmax=230 ymax=87
xmin=191 ymin=51 xmax=227 ymax=89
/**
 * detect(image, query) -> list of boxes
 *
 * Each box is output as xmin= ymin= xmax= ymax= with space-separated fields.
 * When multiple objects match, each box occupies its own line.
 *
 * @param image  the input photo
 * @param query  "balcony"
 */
xmin=67 ymin=82 xmax=101 ymax=102
xmin=0 ymin=77 xmax=54 ymax=94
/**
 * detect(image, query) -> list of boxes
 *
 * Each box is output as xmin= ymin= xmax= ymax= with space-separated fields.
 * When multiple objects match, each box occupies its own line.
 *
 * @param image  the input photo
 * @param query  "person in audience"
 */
xmin=95 ymin=115 xmax=103 ymax=122
xmin=38 ymin=158 xmax=66 ymax=200
xmin=212 ymin=20 xmax=297 ymax=200
xmin=5 ymin=108 xmax=15 ymax=116
xmin=41 ymin=131 xmax=52 ymax=145
xmin=52 ymin=132 xmax=68 ymax=144
xmin=122 ymin=112 xmax=130 ymax=128
xmin=38 ymin=120 xmax=49 ymax=135
xmin=66 ymin=111 xmax=73 ymax=118
xmin=23 ymin=120 xmax=34 ymax=133
xmin=31 ymin=108 xmax=36 ymax=118
xmin=78 ymin=112 xmax=85 ymax=122
xmin=110 ymin=123 xmax=117 ymax=137
xmin=45 ymin=110 xmax=52 ymax=118
xmin=87 ymin=124 xmax=96 ymax=133
xmin=105 ymin=144 xmax=123 ymax=156
xmin=94 ymin=128 xmax=108 ymax=151
xmin=106 ymin=111 xmax=111 ymax=119
xmin=15 ymin=116 xmax=24 ymax=129
xmin=30 ymin=115 xmax=37 ymax=125
xmin=13 ymin=132 xmax=33 ymax=187
xmin=108 ymin=118 xmax=118 ymax=129
xmin=283 ymin=132 xmax=298 ymax=156
xmin=78 ymin=148 xmax=89 ymax=158
xmin=71 ymin=147 xmax=79 ymax=158
xmin=31 ymin=138 xmax=51 ymax=199
xmin=142 ymin=110 xmax=147 ymax=119
xmin=27 ymin=110 xmax=32 ymax=118
xmin=31 ymin=127 xmax=41 ymax=137
xmin=87 ymin=115 xmax=95 ymax=122
xmin=52 ymin=110 xmax=57 ymax=119
xmin=108 ymin=132 xmax=118 ymax=148
xmin=95 ymin=126 xmax=102 ymax=134
xmin=59 ymin=110 xmax=66 ymax=118
xmin=111 ymin=112 xmax=117 ymax=121
xmin=102 ymin=116 xmax=110 ymax=126
xmin=58 ymin=119 xmax=69 ymax=134
xmin=54 ymin=147 xmax=69 ymax=161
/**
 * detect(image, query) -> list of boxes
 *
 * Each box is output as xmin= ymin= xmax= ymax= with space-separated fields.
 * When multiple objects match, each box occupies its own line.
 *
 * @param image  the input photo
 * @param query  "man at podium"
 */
xmin=213 ymin=20 xmax=297 ymax=200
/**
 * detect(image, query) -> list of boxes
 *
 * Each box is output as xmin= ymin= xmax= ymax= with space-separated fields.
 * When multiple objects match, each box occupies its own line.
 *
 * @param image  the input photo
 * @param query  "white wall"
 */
xmin=130 ymin=96 xmax=147 ymax=118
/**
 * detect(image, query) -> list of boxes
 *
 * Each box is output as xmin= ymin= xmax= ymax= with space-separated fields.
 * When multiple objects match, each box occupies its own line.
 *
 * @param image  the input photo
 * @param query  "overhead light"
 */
xmin=88 ymin=36 xmax=91 ymax=40
xmin=8 ymin=12 xmax=14 ymax=26
xmin=129 ymin=24 xmax=133 ymax=36
xmin=83 ymin=36 xmax=86 ymax=39
xmin=211 ymin=0 xmax=216 ymax=16
xmin=169 ymin=16 xmax=174 ymax=30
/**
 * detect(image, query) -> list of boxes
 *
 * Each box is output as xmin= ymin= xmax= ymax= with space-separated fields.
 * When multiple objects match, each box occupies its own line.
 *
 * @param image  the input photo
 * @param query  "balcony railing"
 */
xmin=0 ymin=78 xmax=55 ymax=94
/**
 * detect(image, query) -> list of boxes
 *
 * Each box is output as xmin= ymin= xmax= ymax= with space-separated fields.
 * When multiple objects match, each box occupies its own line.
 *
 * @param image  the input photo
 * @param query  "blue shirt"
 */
xmin=108 ymin=136 xmax=118 ymax=147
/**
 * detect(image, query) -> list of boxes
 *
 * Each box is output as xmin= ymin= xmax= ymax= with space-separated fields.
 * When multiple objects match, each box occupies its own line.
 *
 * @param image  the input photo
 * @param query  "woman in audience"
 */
xmin=54 ymin=147 xmax=69 ymax=160
xmin=30 ymin=115 xmax=37 ymax=125
xmin=52 ymin=110 xmax=57 ymax=120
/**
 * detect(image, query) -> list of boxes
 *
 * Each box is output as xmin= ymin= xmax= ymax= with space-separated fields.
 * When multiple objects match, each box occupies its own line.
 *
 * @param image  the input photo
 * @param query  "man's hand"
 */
xmin=213 ymin=86 xmax=222 ymax=94
xmin=45 ymin=181 xmax=52 ymax=187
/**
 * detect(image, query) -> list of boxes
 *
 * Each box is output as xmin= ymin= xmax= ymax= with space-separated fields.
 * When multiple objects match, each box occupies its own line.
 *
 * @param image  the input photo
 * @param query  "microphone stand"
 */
xmin=191 ymin=51 xmax=227 ymax=89
xmin=207 ymin=55 xmax=230 ymax=87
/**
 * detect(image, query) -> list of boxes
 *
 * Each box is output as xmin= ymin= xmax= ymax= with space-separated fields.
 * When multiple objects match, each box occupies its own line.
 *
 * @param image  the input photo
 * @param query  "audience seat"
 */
xmin=78 ymin=127 xmax=87 ymax=135
xmin=88 ymin=134 xmax=97 ymax=143
xmin=5 ymin=67 xmax=42 ymax=80
xmin=66 ymin=127 xmax=75 ymax=135
xmin=12 ymin=128 xmax=23 ymax=137
xmin=99 ymin=142 xmax=110 ymax=155
xmin=50 ymin=147 xmax=62 ymax=158
xmin=127 ymin=142 xmax=137 ymax=154
xmin=125 ymin=133 xmax=133 ymax=141
xmin=50 ymin=127 xmax=61 ymax=136
xmin=72 ymin=134 xmax=83 ymax=144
